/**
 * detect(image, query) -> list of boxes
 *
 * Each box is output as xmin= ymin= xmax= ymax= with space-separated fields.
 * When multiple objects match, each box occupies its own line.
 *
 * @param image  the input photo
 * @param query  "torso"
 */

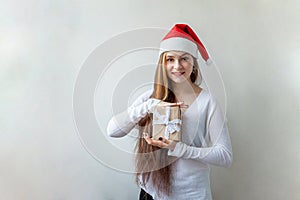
xmin=175 ymin=85 xmax=202 ymax=114
xmin=140 ymin=88 xmax=213 ymax=200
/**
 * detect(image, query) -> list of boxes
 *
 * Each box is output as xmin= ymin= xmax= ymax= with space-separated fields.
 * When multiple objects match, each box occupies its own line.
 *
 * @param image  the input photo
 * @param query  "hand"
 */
xmin=146 ymin=98 xmax=161 ymax=113
xmin=147 ymin=100 xmax=189 ymax=113
xmin=158 ymin=101 xmax=189 ymax=109
xmin=143 ymin=133 xmax=177 ymax=151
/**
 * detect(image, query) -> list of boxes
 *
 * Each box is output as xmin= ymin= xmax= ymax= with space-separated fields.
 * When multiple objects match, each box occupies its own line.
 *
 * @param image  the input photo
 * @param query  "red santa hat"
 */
xmin=159 ymin=24 xmax=212 ymax=65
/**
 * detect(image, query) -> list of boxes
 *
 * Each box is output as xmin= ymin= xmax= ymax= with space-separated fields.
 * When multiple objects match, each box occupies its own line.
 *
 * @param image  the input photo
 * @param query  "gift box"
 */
xmin=152 ymin=102 xmax=182 ymax=141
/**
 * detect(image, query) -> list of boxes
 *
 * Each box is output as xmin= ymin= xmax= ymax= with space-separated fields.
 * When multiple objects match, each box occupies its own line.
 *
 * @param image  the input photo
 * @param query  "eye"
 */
xmin=166 ymin=58 xmax=174 ymax=62
xmin=181 ymin=57 xmax=188 ymax=61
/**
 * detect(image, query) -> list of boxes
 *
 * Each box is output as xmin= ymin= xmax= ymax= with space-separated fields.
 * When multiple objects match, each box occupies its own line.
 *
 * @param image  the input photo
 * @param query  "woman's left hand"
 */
xmin=143 ymin=133 xmax=177 ymax=151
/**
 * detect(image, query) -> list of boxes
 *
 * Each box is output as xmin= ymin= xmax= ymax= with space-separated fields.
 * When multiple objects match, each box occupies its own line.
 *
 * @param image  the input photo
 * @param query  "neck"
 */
xmin=171 ymin=80 xmax=196 ymax=96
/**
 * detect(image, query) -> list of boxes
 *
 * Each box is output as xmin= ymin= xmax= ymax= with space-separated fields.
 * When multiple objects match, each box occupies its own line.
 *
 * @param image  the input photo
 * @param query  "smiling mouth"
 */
xmin=172 ymin=72 xmax=185 ymax=76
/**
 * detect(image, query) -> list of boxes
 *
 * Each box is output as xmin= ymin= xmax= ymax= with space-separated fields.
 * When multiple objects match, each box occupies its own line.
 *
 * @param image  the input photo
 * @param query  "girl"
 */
xmin=107 ymin=24 xmax=233 ymax=200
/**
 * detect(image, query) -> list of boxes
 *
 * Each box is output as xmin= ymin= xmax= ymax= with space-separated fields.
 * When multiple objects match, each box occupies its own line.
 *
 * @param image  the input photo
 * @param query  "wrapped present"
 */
xmin=152 ymin=102 xmax=182 ymax=141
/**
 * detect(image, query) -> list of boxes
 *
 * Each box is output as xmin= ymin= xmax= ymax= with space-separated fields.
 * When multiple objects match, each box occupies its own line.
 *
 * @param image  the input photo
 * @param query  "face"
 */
xmin=165 ymin=51 xmax=194 ymax=84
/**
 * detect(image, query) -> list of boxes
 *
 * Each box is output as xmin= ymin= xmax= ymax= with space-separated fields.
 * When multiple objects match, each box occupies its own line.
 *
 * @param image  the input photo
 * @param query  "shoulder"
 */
xmin=198 ymin=88 xmax=219 ymax=109
xmin=199 ymin=88 xmax=216 ymax=102
xmin=200 ymin=89 xmax=226 ymax=120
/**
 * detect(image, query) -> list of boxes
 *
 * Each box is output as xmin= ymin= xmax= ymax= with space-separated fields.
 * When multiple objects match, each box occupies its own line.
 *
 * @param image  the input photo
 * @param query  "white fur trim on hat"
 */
xmin=159 ymin=37 xmax=198 ymax=58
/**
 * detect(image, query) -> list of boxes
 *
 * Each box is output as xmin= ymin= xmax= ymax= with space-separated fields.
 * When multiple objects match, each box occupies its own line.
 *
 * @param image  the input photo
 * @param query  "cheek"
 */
xmin=165 ymin=65 xmax=172 ymax=74
xmin=165 ymin=63 xmax=172 ymax=70
xmin=185 ymin=65 xmax=193 ymax=74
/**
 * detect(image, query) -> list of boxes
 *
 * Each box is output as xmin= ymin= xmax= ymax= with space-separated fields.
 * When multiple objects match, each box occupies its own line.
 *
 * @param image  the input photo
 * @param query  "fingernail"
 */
xmin=158 ymin=137 xmax=163 ymax=141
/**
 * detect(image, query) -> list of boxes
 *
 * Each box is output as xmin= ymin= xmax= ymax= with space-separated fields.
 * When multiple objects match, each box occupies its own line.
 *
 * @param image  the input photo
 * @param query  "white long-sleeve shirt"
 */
xmin=107 ymin=89 xmax=233 ymax=200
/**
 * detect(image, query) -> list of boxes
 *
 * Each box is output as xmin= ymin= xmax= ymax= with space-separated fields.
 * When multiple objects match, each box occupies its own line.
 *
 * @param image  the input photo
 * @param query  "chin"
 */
xmin=168 ymin=73 xmax=191 ymax=84
xmin=171 ymin=78 xmax=189 ymax=84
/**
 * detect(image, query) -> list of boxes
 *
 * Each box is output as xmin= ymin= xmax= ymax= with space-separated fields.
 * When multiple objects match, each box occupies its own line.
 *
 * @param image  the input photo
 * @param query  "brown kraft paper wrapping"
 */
xmin=152 ymin=102 xmax=182 ymax=141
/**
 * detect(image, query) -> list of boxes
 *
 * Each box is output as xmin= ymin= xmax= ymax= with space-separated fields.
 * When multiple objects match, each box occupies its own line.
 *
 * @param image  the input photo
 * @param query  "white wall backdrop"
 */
xmin=1 ymin=0 xmax=299 ymax=199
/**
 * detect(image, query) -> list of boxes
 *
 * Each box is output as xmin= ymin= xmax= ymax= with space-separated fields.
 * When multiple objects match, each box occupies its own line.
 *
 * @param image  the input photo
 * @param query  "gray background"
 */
xmin=1 ymin=0 xmax=299 ymax=199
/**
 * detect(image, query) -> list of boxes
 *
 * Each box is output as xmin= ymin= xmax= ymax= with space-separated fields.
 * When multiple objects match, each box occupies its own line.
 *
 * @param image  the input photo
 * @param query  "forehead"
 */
xmin=165 ymin=51 xmax=192 ymax=57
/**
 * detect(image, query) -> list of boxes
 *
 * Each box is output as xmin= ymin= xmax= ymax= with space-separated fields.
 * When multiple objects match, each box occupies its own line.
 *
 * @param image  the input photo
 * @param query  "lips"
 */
xmin=172 ymin=72 xmax=185 ymax=76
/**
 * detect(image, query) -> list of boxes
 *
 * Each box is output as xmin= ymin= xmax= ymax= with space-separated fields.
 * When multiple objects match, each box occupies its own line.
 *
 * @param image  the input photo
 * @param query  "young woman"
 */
xmin=107 ymin=24 xmax=233 ymax=200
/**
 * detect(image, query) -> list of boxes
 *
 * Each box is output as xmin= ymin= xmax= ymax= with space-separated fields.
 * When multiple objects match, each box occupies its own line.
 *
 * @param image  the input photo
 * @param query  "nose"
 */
xmin=174 ymin=59 xmax=183 ymax=70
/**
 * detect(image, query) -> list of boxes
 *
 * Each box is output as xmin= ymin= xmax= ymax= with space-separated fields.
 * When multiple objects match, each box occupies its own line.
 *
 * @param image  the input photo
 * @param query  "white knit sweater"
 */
xmin=107 ymin=89 xmax=233 ymax=200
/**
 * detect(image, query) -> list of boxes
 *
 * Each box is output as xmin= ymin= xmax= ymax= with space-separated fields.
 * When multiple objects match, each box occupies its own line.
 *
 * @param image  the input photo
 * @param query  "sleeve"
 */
xmin=106 ymin=90 xmax=157 ymax=138
xmin=168 ymin=96 xmax=233 ymax=167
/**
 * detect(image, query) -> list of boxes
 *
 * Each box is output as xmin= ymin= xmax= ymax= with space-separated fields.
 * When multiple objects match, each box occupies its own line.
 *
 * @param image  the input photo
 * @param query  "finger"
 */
xmin=162 ymin=139 xmax=174 ymax=147
xmin=159 ymin=137 xmax=169 ymax=144
xmin=145 ymin=137 xmax=159 ymax=146
xmin=159 ymin=143 xmax=169 ymax=148
xmin=156 ymin=141 xmax=169 ymax=148
xmin=159 ymin=137 xmax=177 ymax=149
xmin=159 ymin=139 xmax=176 ymax=150
xmin=163 ymin=138 xmax=171 ymax=144
xmin=150 ymin=139 xmax=169 ymax=148
xmin=144 ymin=135 xmax=171 ymax=148
xmin=157 ymin=137 xmax=172 ymax=147
xmin=180 ymin=104 xmax=189 ymax=108
xmin=174 ymin=102 xmax=184 ymax=106
xmin=161 ymin=102 xmax=184 ymax=107
xmin=143 ymin=133 xmax=152 ymax=144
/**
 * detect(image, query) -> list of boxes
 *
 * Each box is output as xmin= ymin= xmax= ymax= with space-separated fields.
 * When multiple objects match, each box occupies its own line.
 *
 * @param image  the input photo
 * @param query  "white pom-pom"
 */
xmin=205 ymin=58 xmax=213 ymax=65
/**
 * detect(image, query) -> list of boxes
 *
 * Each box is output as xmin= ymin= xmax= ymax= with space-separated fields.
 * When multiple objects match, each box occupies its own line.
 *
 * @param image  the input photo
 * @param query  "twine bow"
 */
xmin=152 ymin=106 xmax=181 ymax=139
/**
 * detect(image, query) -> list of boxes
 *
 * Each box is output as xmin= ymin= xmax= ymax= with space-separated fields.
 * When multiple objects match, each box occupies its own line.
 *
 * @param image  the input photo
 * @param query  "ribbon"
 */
xmin=152 ymin=106 xmax=182 ymax=139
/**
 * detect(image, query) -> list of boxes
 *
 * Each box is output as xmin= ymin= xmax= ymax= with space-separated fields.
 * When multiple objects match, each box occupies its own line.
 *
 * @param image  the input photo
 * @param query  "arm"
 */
xmin=106 ymin=90 xmax=160 ymax=138
xmin=168 ymin=97 xmax=233 ymax=167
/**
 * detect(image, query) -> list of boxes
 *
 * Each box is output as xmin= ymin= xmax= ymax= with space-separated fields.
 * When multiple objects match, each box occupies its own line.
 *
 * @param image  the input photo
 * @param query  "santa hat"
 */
xmin=159 ymin=24 xmax=212 ymax=65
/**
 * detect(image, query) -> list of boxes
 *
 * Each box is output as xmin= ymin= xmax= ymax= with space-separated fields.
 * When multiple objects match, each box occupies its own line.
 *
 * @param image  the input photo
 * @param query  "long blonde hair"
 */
xmin=135 ymin=52 xmax=201 ymax=197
